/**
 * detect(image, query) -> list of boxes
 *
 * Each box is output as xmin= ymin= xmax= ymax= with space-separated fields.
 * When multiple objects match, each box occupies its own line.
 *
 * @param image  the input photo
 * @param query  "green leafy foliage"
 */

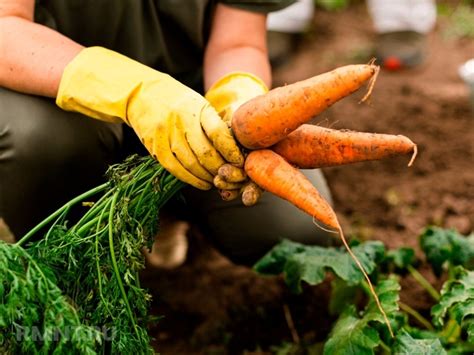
xmin=0 ymin=155 xmax=183 ymax=354
xmin=256 ymin=228 xmax=474 ymax=354
xmin=329 ymin=276 xmax=358 ymax=316
xmin=0 ymin=242 xmax=100 ymax=354
xmin=254 ymin=239 xmax=385 ymax=292
xmin=420 ymin=226 xmax=474 ymax=276
xmin=393 ymin=329 xmax=447 ymax=355
xmin=386 ymin=247 xmax=416 ymax=270
xmin=323 ymin=278 xmax=401 ymax=355
xmin=432 ymin=267 xmax=474 ymax=342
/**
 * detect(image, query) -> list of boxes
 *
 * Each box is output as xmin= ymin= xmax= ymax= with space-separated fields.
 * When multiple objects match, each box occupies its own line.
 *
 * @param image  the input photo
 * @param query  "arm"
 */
xmin=0 ymin=0 xmax=83 ymax=97
xmin=203 ymin=4 xmax=271 ymax=91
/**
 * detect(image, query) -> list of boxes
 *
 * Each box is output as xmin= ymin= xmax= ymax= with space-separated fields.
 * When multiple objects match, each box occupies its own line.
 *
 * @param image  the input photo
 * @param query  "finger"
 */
xmin=213 ymin=175 xmax=244 ymax=190
xmin=200 ymin=104 xmax=245 ymax=168
xmin=153 ymin=117 xmax=212 ymax=190
xmin=178 ymin=107 xmax=225 ymax=175
xmin=241 ymin=181 xmax=263 ymax=206
xmin=218 ymin=189 xmax=240 ymax=201
xmin=170 ymin=117 xmax=214 ymax=182
xmin=218 ymin=163 xmax=247 ymax=183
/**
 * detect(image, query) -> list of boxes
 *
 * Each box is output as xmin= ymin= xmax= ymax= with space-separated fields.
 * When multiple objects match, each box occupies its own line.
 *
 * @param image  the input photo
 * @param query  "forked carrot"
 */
xmin=244 ymin=149 xmax=394 ymax=337
xmin=272 ymin=124 xmax=418 ymax=168
xmin=232 ymin=64 xmax=379 ymax=149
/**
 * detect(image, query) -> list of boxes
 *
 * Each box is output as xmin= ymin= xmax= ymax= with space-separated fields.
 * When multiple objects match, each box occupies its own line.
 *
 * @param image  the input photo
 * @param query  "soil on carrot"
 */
xmin=142 ymin=3 xmax=473 ymax=354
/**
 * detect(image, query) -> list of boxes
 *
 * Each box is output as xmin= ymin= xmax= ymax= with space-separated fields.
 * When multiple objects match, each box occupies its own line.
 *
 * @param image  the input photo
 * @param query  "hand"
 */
xmin=56 ymin=47 xmax=243 ymax=189
xmin=205 ymin=72 xmax=268 ymax=204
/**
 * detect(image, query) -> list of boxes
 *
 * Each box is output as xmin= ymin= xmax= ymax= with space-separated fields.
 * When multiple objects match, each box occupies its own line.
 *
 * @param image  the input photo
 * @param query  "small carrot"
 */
xmin=244 ymin=149 xmax=394 ymax=337
xmin=232 ymin=64 xmax=379 ymax=149
xmin=272 ymin=124 xmax=417 ymax=168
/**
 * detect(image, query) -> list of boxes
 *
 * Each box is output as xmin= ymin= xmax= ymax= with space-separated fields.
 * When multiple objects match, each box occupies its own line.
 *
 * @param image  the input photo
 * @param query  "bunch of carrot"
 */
xmin=218 ymin=63 xmax=418 ymax=336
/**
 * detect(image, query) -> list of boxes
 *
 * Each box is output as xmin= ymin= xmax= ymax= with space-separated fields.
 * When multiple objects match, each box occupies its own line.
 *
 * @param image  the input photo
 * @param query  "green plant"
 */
xmin=255 ymin=226 xmax=474 ymax=354
xmin=0 ymin=155 xmax=183 ymax=354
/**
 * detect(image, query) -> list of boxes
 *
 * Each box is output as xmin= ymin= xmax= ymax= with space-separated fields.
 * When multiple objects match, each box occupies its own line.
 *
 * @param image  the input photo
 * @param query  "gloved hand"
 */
xmin=56 ymin=46 xmax=244 ymax=190
xmin=205 ymin=72 xmax=268 ymax=202
xmin=205 ymin=72 xmax=268 ymax=126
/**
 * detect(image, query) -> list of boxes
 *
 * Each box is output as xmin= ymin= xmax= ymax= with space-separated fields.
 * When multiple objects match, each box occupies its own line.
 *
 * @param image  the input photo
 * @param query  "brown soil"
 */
xmin=142 ymin=3 xmax=474 ymax=354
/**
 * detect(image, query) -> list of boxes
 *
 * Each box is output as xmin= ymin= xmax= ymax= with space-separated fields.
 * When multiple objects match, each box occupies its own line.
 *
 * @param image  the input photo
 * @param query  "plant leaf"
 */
xmin=254 ymin=239 xmax=385 ymax=293
xmin=420 ymin=227 xmax=474 ymax=276
xmin=431 ymin=266 xmax=474 ymax=342
xmin=323 ymin=278 xmax=401 ymax=355
xmin=386 ymin=247 xmax=416 ymax=269
xmin=393 ymin=329 xmax=447 ymax=354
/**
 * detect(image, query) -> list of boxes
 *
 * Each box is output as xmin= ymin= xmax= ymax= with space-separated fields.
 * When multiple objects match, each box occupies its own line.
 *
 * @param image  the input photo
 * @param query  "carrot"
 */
xmin=272 ymin=124 xmax=418 ymax=168
xmin=244 ymin=149 xmax=394 ymax=337
xmin=244 ymin=149 xmax=339 ymax=229
xmin=232 ymin=64 xmax=379 ymax=149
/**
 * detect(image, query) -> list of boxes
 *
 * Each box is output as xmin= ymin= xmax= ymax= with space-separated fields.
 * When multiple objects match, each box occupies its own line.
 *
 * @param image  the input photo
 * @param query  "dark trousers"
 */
xmin=0 ymin=87 xmax=336 ymax=264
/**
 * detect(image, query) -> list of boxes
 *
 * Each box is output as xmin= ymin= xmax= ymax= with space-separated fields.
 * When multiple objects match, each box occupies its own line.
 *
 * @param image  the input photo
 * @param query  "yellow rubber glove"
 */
xmin=205 ymin=72 xmax=268 ymax=127
xmin=205 ymin=72 xmax=268 ymax=201
xmin=57 ymin=47 xmax=244 ymax=190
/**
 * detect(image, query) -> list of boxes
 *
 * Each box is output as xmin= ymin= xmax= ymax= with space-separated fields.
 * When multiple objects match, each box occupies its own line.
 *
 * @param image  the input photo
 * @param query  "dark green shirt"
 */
xmin=35 ymin=0 xmax=294 ymax=90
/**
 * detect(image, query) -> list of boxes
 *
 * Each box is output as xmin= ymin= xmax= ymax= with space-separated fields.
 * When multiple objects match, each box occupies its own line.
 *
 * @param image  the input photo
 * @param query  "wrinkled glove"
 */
xmin=205 ymin=72 xmax=268 ymax=127
xmin=205 ymin=72 xmax=268 ymax=202
xmin=57 ymin=47 xmax=243 ymax=190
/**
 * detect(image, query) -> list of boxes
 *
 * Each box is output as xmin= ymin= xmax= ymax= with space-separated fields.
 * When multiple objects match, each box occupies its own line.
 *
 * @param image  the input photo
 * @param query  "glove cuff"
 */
xmin=205 ymin=72 xmax=268 ymax=125
xmin=56 ymin=46 xmax=164 ymax=124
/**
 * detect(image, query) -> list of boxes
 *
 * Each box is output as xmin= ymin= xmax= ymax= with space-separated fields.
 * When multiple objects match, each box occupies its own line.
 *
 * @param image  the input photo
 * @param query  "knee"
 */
xmin=0 ymin=87 xmax=123 ymax=168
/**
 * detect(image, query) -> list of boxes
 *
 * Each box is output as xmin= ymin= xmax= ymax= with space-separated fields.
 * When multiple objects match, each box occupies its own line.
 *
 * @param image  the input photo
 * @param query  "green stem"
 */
xmin=44 ymin=205 xmax=71 ymax=241
xmin=132 ymin=170 xmax=161 ymax=220
xmin=407 ymin=265 xmax=440 ymax=301
xmin=95 ymin=199 xmax=114 ymax=320
xmin=17 ymin=182 xmax=109 ymax=246
xmin=76 ymin=213 xmax=110 ymax=238
xmin=398 ymin=301 xmax=434 ymax=330
xmin=70 ymin=188 xmax=114 ymax=234
xmin=379 ymin=340 xmax=391 ymax=354
xmin=107 ymin=192 xmax=139 ymax=337
xmin=441 ymin=318 xmax=461 ymax=343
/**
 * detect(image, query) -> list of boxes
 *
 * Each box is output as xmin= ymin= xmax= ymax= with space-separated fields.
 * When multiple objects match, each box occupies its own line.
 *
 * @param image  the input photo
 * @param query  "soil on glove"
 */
xmin=142 ymin=3 xmax=474 ymax=354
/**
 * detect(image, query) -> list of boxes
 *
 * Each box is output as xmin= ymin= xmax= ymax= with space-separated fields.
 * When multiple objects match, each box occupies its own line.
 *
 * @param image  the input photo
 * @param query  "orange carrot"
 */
xmin=244 ymin=149 xmax=339 ymax=229
xmin=272 ymin=124 xmax=417 ymax=168
xmin=244 ymin=149 xmax=394 ymax=337
xmin=232 ymin=64 xmax=379 ymax=149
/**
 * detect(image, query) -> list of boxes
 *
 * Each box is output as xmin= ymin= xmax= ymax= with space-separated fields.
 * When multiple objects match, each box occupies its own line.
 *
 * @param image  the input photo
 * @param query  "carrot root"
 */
xmin=233 ymin=64 xmax=379 ymax=149
xmin=336 ymin=225 xmax=394 ymax=338
xmin=244 ymin=149 xmax=339 ymax=231
xmin=271 ymin=124 xmax=417 ymax=169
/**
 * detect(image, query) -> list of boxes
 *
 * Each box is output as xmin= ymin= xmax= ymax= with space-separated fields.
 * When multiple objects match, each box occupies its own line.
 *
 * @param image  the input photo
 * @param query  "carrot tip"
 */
xmin=368 ymin=57 xmax=377 ymax=66
xmin=359 ymin=65 xmax=380 ymax=104
xmin=311 ymin=216 xmax=339 ymax=234
xmin=408 ymin=144 xmax=418 ymax=167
